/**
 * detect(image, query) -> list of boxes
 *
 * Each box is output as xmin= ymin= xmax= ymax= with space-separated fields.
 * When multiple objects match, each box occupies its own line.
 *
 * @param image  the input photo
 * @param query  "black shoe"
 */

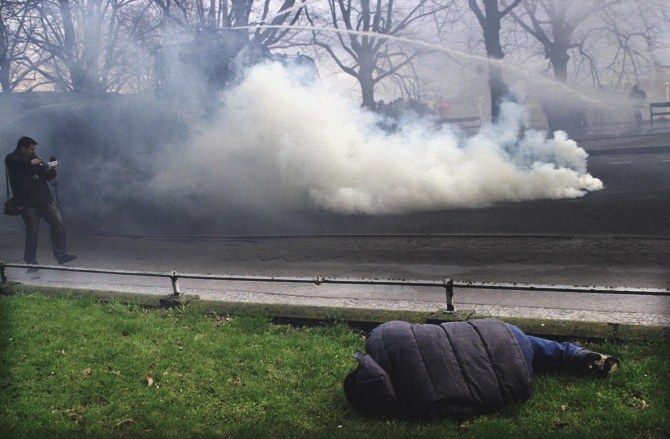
xmin=57 ymin=254 xmax=77 ymax=264
xmin=579 ymin=351 xmax=620 ymax=378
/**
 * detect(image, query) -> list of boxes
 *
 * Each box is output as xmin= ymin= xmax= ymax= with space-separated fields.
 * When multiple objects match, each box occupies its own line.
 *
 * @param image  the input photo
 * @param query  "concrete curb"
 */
xmin=2 ymin=282 xmax=668 ymax=342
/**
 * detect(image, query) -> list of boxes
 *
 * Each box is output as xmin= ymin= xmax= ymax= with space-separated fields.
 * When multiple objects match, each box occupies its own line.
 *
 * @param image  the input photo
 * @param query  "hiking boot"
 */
xmin=578 ymin=351 xmax=620 ymax=378
xmin=57 ymin=254 xmax=77 ymax=264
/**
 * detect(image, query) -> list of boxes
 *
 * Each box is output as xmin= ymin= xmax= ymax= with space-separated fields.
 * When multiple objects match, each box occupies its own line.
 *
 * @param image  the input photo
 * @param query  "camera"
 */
xmin=37 ymin=159 xmax=57 ymax=171
xmin=38 ymin=161 xmax=54 ymax=170
xmin=32 ymin=153 xmax=58 ymax=170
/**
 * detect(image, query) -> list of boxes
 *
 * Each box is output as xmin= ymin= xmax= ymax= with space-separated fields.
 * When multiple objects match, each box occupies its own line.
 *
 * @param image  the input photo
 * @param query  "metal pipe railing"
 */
xmin=1 ymin=261 xmax=669 ymax=312
xmin=451 ymin=280 xmax=669 ymax=295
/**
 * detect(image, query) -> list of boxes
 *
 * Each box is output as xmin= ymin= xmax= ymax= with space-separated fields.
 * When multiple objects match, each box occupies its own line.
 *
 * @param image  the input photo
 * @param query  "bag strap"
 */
xmin=5 ymin=165 xmax=10 ymax=201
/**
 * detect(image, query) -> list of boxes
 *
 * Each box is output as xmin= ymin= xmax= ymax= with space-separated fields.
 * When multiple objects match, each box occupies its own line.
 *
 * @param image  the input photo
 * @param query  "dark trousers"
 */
xmin=507 ymin=324 xmax=585 ymax=378
xmin=21 ymin=202 xmax=67 ymax=263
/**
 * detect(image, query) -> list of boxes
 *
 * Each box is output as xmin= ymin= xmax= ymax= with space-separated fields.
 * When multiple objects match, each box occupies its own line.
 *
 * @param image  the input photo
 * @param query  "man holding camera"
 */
xmin=5 ymin=136 xmax=76 ymax=266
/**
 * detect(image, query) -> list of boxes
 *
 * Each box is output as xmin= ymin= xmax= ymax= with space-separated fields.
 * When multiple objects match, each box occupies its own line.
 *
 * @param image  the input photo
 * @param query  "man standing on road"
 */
xmin=628 ymin=84 xmax=647 ymax=128
xmin=5 ymin=136 xmax=76 ymax=267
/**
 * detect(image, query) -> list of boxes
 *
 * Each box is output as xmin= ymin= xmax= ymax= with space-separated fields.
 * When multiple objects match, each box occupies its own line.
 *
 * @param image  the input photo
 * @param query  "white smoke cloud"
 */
xmin=151 ymin=61 xmax=602 ymax=215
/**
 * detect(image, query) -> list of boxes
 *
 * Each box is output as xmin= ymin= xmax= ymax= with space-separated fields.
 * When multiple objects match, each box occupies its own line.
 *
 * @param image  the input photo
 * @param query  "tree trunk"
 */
xmin=360 ymin=76 xmax=376 ymax=110
xmin=359 ymin=58 xmax=376 ymax=110
xmin=543 ymin=47 xmax=583 ymax=133
xmin=474 ymin=0 xmax=512 ymax=123
xmin=0 ymin=16 xmax=9 ymax=92
xmin=0 ymin=60 xmax=9 ymax=92
xmin=488 ymin=63 xmax=508 ymax=121
xmin=549 ymin=49 xmax=570 ymax=82
xmin=59 ymin=0 xmax=84 ymax=92
xmin=82 ymin=0 xmax=103 ymax=94
xmin=483 ymin=12 xmax=506 ymax=121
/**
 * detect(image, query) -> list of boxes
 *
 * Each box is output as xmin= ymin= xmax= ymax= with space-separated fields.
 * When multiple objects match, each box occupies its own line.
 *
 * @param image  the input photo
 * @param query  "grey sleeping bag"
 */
xmin=345 ymin=319 xmax=532 ymax=418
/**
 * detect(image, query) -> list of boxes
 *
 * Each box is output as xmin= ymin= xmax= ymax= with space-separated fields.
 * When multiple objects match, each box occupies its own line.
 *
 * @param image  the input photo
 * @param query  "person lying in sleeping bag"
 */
xmin=343 ymin=319 xmax=619 ymax=420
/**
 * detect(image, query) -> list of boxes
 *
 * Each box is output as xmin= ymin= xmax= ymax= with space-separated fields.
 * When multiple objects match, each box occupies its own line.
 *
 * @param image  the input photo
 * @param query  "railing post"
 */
xmin=170 ymin=271 xmax=181 ymax=297
xmin=1 ymin=261 xmax=7 ymax=283
xmin=444 ymin=278 xmax=454 ymax=311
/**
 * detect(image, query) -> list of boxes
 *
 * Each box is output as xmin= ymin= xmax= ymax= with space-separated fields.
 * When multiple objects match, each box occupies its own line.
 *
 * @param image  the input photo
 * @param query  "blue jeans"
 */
xmin=21 ymin=202 xmax=68 ymax=263
xmin=507 ymin=324 xmax=585 ymax=377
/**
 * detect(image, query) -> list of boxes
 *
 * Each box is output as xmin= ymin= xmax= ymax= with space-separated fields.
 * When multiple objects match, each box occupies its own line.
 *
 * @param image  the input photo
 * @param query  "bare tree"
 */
xmin=1 ymin=1 xmax=17 ymax=92
xmin=499 ymin=0 xmax=616 ymax=131
xmin=147 ymin=0 xmax=309 ymax=93
xmin=498 ymin=0 xmax=668 ymax=131
xmin=20 ymin=0 xmax=159 ymax=94
xmin=467 ymin=0 xmax=521 ymax=121
xmin=311 ymin=0 xmax=451 ymax=109
xmin=504 ymin=0 xmax=621 ymax=83
xmin=576 ymin=0 xmax=669 ymax=88
xmin=153 ymin=0 xmax=307 ymax=59
xmin=0 ymin=0 xmax=40 ymax=92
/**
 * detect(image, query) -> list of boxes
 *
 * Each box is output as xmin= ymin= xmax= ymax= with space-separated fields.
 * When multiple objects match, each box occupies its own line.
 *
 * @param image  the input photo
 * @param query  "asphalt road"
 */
xmin=586 ymin=132 xmax=670 ymax=195
xmin=1 ymin=233 xmax=668 ymax=326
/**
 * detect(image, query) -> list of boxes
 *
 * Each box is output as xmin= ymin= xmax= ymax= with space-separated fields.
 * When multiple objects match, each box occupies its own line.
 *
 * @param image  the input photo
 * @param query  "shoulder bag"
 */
xmin=4 ymin=165 xmax=24 ymax=216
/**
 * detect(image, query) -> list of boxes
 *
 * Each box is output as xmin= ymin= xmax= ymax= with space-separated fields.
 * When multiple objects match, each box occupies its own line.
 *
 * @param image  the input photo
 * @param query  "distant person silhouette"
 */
xmin=628 ymin=84 xmax=647 ymax=127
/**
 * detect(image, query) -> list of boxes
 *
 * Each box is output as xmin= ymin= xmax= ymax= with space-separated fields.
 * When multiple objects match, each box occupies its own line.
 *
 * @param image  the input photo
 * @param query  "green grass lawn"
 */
xmin=0 ymin=293 xmax=668 ymax=438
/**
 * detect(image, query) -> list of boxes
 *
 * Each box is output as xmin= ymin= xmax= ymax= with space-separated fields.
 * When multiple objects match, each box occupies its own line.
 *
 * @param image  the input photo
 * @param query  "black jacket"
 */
xmin=5 ymin=150 xmax=56 ymax=207
xmin=344 ymin=319 xmax=532 ymax=419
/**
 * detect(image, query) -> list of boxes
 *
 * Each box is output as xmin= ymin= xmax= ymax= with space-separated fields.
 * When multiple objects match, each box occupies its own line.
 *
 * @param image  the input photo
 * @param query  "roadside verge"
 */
xmin=2 ymin=283 xmax=667 ymax=342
